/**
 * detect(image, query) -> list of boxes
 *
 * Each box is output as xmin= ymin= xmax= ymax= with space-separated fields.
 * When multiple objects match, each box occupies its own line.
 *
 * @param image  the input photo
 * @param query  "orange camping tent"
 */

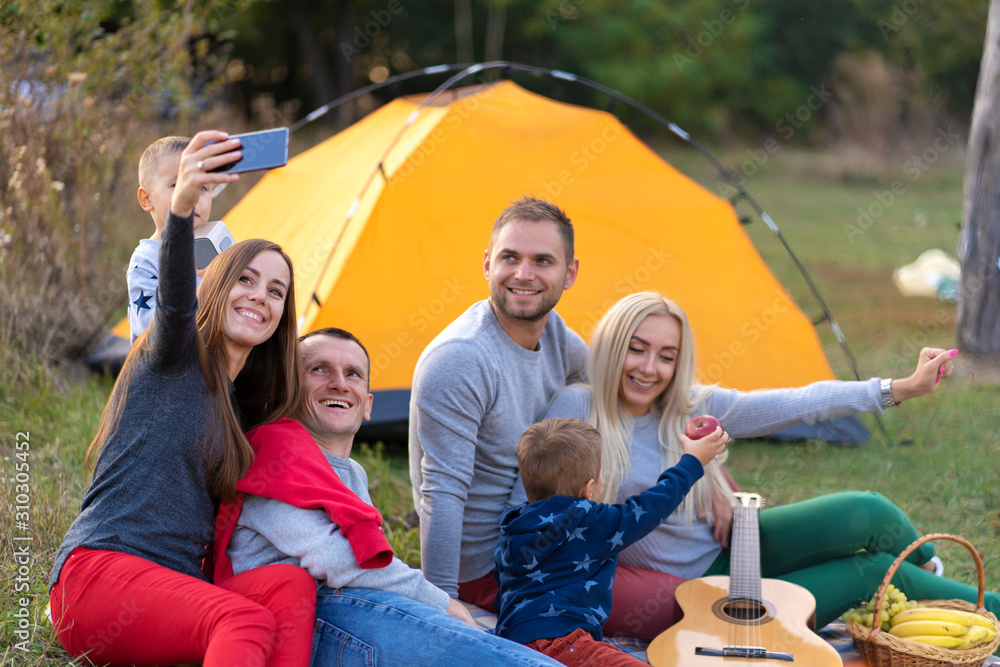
xmin=110 ymin=79 xmax=864 ymax=441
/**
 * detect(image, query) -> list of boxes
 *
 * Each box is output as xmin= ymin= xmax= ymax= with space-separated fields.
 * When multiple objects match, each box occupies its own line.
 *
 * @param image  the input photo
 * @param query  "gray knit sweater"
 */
xmin=229 ymin=452 xmax=450 ymax=611
xmin=544 ymin=379 xmax=885 ymax=578
xmin=51 ymin=211 xmax=220 ymax=586
xmin=409 ymin=300 xmax=588 ymax=596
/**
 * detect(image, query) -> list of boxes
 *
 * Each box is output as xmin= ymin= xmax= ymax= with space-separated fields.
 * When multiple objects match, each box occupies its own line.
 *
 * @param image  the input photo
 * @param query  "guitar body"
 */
xmin=647 ymin=576 xmax=843 ymax=667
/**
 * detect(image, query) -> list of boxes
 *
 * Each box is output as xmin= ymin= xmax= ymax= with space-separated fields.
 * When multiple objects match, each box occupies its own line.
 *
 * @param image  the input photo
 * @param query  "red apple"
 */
xmin=685 ymin=415 xmax=722 ymax=440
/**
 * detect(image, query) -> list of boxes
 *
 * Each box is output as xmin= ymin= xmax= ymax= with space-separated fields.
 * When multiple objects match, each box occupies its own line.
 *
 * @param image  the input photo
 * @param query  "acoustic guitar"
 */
xmin=647 ymin=492 xmax=842 ymax=666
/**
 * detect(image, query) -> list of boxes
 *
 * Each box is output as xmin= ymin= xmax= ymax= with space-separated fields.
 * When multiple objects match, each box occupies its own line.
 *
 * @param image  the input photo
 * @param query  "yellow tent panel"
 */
xmin=108 ymin=80 xmax=838 ymax=415
xmin=225 ymin=81 xmax=835 ymax=393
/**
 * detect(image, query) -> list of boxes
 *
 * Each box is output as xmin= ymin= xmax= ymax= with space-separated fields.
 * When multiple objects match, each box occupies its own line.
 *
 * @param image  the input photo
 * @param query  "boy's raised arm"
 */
xmin=147 ymin=132 xmax=241 ymax=372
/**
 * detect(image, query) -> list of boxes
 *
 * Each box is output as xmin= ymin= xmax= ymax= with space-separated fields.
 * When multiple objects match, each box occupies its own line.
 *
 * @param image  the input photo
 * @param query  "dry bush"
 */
xmin=0 ymin=2 xmax=244 ymax=385
xmin=822 ymin=51 xmax=963 ymax=174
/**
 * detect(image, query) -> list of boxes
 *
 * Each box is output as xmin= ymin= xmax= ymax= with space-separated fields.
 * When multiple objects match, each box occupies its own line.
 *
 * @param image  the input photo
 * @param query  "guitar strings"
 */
xmin=728 ymin=498 xmax=745 ymax=646
xmin=730 ymin=495 xmax=764 ymax=654
xmin=731 ymin=498 xmax=743 ymax=650
xmin=751 ymin=497 xmax=762 ymax=652
xmin=750 ymin=498 xmax=762 ymax=652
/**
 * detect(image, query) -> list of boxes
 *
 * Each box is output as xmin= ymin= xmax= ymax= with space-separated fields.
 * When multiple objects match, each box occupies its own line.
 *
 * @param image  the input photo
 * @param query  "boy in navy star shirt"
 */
xmin=494 ymin=417 xmax=727 ymax=666
xmin=127 ymin=136 xmax=215 ymax=342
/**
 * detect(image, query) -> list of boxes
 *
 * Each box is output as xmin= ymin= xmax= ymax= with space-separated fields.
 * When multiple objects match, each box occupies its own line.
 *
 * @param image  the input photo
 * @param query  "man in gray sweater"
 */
xmin=228 ymin=328 xmax=559 ymax=667
xmin=409 ymin=196 xmax=589 ymax=611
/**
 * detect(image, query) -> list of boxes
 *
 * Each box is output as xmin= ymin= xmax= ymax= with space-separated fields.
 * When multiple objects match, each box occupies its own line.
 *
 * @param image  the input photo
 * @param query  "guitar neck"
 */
xmin=646 ymin=494 xmax=844 ymax=666
xmin=729 ymin=493 xmax=762 ymax=602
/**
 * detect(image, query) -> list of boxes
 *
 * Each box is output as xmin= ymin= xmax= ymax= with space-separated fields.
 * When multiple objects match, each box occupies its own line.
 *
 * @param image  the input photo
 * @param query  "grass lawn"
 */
xmin=2 ymin=145 xmax=998 ymax=665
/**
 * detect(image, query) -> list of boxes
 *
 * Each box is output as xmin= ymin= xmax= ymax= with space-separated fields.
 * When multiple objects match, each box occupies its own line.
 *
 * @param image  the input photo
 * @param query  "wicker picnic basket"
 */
xmin=845 ymin=533 xmax=1000 ymax=667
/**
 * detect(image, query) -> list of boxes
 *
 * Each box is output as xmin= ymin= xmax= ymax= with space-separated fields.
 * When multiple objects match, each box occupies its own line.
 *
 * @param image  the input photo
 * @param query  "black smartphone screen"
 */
xmin=209 ymin=127 xmax=289 ymax=174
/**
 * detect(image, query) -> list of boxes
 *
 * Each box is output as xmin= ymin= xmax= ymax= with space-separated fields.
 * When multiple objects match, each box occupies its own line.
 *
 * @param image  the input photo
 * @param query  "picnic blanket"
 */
xmin=459 ymin=602 xmax=1000 ymax=665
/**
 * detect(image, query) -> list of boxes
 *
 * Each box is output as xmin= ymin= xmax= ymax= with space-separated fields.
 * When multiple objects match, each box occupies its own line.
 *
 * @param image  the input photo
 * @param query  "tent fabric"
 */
xmin=108 ymin=80 xmax=866 ymax=442
xmin=229 ymin=80 xmax=835 ymax=388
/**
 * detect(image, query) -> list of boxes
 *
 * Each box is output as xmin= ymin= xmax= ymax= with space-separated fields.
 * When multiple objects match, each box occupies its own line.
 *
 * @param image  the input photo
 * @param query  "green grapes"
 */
xmin=841 ymin=584 xmax=920 ymax=630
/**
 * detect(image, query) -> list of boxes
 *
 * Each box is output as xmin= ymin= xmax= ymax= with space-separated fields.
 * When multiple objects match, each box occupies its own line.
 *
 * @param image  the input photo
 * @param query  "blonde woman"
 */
xmin=543 ymin=291 xmax=998 ymax=640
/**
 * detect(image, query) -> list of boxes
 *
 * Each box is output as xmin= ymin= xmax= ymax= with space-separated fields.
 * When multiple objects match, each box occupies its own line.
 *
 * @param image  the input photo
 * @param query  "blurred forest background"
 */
xmin=0 ymin=0 xmax=988 ymax=380
xmin=3 ymin=3 xmax=999 ymax=662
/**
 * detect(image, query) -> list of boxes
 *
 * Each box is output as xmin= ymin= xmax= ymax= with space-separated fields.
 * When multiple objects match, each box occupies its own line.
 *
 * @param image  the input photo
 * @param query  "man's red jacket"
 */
xmin=209 ymin=418 xmax=393 ymax=583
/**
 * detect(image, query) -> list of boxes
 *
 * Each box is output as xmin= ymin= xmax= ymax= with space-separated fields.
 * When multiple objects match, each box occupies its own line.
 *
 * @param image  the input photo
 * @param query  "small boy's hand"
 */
xmin=446 ymin=598 xmax=481 ymax=629
xmin=170 ymin=130 xmax=242 ymax=219
xmin=679 ymin=427 xmax=728 ymax=466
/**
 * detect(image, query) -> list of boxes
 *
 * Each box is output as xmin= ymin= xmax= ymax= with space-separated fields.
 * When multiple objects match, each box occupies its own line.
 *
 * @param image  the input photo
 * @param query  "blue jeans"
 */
xmin=310 ymin=587 xmax=561 ymax=667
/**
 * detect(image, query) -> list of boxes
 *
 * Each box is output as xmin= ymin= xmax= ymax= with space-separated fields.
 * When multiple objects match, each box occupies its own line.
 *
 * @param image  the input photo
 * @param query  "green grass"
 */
xmin=1 ymin=355 xmax=112 ymax=666
xmin=3 ymin=146 xmax=998 ymax=665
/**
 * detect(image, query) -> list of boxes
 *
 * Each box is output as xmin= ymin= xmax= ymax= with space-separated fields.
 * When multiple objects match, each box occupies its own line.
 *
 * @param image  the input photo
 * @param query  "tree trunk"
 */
xmin=957 ymin=0 xmax=1000 ymax=353
xmin=288 ymin=0 xmax=336 ymax=116
xmin=484 ymin=3 xmax=506 ymax=62
xmin=455 ymin=0 xmax=474 ymax=62
xmin=481 ymin=2 xmax=505 ymax=82
xmin=332 ymin=0 xmax=358 ymax=129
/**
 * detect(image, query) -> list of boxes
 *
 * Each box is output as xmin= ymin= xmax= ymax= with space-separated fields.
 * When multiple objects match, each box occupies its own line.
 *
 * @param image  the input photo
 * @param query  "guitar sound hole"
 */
xmin=722 ymin=600 xmax=767 ymax=622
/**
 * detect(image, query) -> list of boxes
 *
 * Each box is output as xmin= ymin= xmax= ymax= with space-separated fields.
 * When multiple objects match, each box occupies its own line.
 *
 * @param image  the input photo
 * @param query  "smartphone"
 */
xmin=209 ymin=127 xmax=289 ymax=174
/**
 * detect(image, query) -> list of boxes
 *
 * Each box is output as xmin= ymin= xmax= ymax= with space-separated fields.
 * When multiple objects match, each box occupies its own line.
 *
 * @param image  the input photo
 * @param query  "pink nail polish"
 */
xmin=949 ymin=349 xmax=958 ymax=357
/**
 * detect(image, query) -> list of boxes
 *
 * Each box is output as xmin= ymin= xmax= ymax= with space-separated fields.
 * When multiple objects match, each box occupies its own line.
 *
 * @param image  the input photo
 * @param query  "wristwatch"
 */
xmin=879 ymin=378 xmax=900 ymax=407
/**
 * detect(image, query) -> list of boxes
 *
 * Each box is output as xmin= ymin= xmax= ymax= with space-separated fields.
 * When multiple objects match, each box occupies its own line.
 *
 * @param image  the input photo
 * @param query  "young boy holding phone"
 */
xmin=128 ymin=135 xmax=214 ymax=342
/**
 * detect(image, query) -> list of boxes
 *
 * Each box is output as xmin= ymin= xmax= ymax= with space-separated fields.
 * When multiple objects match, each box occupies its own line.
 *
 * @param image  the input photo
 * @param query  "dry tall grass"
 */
xmin=0 ymin=3 xmax=244 ymax=387
xmin=0 ymin=5 xmax=253 ymax=661
xmin=823 ymin=51 xmax=962 ymax=171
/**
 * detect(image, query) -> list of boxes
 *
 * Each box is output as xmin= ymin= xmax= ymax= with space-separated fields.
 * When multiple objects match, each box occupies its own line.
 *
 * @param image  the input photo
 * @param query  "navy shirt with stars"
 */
xmin=494 ymin=454 xmax=703 ymax=645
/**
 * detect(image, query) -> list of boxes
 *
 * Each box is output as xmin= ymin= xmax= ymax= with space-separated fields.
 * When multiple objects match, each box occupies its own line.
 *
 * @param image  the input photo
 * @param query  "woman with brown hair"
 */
xmin=47 ymin=131 xmax=316 ymax=667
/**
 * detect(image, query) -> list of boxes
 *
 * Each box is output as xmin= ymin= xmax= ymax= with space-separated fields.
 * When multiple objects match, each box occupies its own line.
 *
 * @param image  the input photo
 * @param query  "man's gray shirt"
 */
xmin=409 ymin=300 xmax=587 ymax=596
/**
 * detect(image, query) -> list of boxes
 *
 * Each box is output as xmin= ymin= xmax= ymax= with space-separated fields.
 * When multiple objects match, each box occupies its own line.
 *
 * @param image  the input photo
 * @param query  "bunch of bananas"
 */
xmin=887 ymin=608 xmax=997 ymax=650
xmin=842 ymin=584 xmax=920 ymax=631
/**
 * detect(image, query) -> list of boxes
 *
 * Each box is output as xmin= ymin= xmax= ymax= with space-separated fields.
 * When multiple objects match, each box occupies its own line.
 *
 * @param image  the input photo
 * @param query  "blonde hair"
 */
xmin=587 ymin=291 xmax=733 ymax=520
xmin=518 ymin=418 xmax=602 ymax=503
xmin=138 ymin=136 xmax=189 ymax=190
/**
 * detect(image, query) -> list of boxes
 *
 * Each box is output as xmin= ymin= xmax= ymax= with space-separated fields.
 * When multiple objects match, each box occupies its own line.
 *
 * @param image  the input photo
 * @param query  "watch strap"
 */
xmin=879 ymin=378 xmax=899 ymax=407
